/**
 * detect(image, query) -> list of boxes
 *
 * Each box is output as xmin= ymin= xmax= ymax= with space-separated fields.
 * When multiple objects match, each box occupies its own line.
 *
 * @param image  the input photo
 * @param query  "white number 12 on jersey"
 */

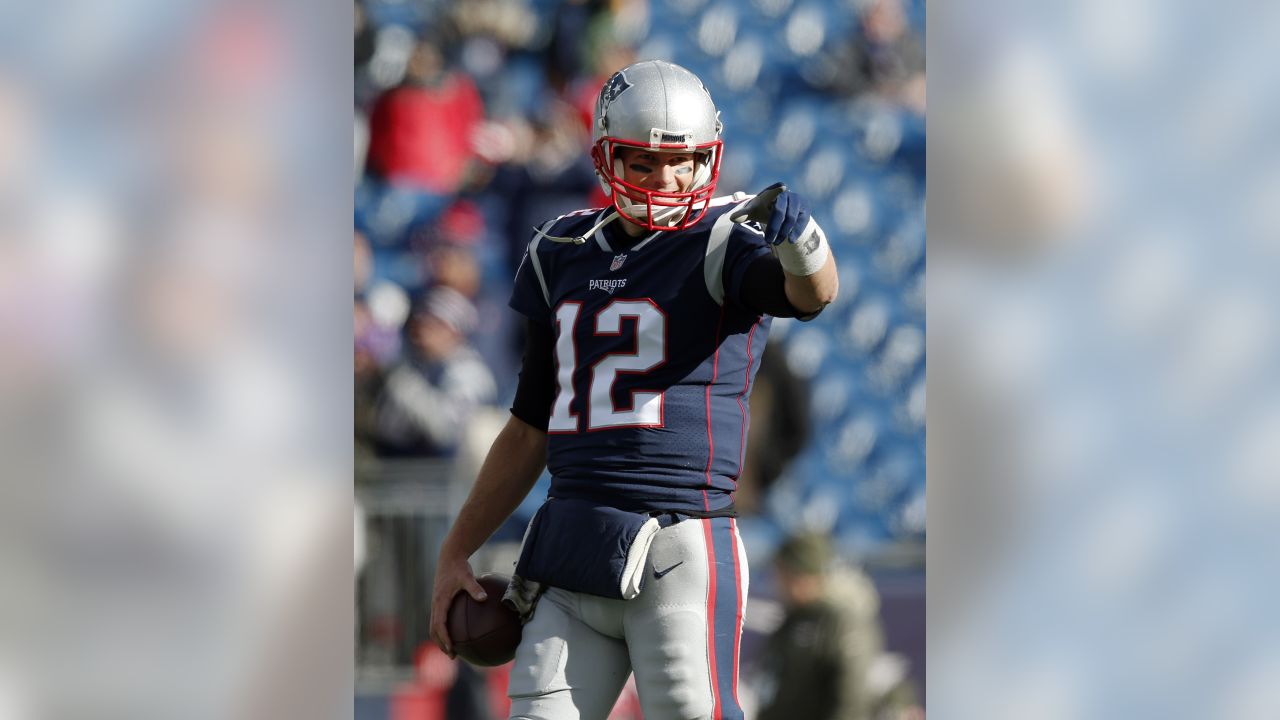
xmin=548 ymin=299 xmax=667 ymax=432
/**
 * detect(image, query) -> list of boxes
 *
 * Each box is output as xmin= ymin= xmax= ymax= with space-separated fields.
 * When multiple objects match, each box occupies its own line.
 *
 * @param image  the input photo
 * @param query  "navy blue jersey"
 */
xmin=510 ymin=195 xmax=776 ymax=513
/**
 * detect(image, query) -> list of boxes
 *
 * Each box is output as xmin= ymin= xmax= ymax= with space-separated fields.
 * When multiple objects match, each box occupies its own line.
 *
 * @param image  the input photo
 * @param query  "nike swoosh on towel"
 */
xmin=653 ymin=561 xmax=684 ymax=579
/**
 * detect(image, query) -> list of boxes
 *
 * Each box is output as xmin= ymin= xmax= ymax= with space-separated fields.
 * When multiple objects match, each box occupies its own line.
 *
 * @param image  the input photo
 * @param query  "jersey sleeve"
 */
xmin=721 ymin=225 xmax=775 ymax=310
xmin=703 ymin=206 xmax=816 ymax=317
xmin=739 ymin=255 xmax=821 ymax=320
xmin=509 ymin=317 xmax=556 ymax=431
xmin=508 ymin=240 xmax=552 ymax=325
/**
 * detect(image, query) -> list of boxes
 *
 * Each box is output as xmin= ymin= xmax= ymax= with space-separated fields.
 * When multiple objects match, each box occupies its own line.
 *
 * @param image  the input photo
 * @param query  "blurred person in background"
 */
xmin=819 ymin=0 xmax=925 ymax=114
xmin=739 ymin=341 xmax=812 ymax=513
xmin=355 ymin=229 xmax=409 ymax=467
xmin=353 ymin=0 xmax=378 ymax=105
xmin=372 ymin=286 xmax=497 ymax=458
xmin=354 ymin=241 xmax=380 ymax=468
xmin=553 ymin=0 xmax=639 ymax=122
xmin=365 ymin=34 xmax=486 ymax=194
xmin=430 ymin=59 xmax=839 ymax=719
xmin=757 ymin=532 xmax=920 ymax=720
xmin=480 ymin=95 xmax=602 ymax=277
xmin=407 ymin=198 xmax=524 ymax=410
xmin=412 ymin=200 xmax=486 ymax=300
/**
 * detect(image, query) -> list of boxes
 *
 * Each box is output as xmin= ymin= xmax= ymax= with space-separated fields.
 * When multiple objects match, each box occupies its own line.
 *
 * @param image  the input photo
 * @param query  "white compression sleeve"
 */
xmin=773 ymin=218 xmax=830 ymax=276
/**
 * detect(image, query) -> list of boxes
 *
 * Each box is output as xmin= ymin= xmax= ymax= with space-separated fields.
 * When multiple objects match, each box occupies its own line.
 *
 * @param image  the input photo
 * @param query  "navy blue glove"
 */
xmin=729 ymin=182 xmax=811 ymax=246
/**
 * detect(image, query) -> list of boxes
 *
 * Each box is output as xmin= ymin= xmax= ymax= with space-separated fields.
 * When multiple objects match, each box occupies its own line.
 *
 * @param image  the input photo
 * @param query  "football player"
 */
xmin=430 ymin=59 xmax=838 ymax=719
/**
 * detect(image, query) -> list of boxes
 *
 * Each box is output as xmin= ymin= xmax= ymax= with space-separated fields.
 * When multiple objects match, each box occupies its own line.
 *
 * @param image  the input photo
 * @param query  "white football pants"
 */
xmin=507 ymin=516 xmax=748 ymax=720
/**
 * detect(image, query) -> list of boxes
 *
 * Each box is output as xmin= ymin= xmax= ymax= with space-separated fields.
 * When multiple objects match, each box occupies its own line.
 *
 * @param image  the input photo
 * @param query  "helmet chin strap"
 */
xmin=532 ymin=205 xmax=686 ymax=245
xmin=532 ymin=210 xmax=618 ymax=245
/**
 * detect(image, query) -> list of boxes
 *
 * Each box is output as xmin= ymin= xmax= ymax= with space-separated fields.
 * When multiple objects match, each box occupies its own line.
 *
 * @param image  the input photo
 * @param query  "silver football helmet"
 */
xmin=590 ymin=60 xmax=724 ymax=232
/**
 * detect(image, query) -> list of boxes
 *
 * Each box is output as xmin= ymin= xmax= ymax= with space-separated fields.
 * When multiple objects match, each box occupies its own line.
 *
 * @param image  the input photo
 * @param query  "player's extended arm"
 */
xmin=782 ymin=245 xmax=838 ymax=315
xmin=429 ymin=413 xmax=546 ymax=656
xmin=731 ymin=183 xmax=839 ymax=314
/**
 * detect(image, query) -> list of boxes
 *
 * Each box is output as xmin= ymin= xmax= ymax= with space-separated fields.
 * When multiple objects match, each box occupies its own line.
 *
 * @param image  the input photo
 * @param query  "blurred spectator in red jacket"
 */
xmin=366 ymin=37 xmax=485 ymax=193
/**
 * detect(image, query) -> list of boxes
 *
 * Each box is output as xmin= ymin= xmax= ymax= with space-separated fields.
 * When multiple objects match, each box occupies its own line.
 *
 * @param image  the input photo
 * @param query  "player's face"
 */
xmin=615 ymin=147 xmax=697 ymax=194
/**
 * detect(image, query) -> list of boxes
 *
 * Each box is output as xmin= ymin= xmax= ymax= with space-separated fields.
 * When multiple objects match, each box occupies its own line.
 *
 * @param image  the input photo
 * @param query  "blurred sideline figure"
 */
xmin=815 ymin=0 xmax=925 ymax=114
xmin=757 ymin=532 xmax=923 ymax=720
xmin=739 ymin=341 xmax=812 ymax=513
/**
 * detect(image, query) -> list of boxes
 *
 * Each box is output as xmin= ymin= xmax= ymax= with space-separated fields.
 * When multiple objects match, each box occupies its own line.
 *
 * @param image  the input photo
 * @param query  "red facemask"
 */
xmin=591 ymin=136 xmax=723 ymax=232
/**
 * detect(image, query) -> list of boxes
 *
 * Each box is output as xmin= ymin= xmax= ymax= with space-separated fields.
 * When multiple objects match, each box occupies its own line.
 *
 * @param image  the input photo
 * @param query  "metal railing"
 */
xmin=355 ymin=458 xmax=457 ymax=672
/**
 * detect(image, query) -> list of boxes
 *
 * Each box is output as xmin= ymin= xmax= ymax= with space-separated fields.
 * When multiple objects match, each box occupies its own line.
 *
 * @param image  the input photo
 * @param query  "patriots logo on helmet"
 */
xmin=600 ymin=71 xmax=632 ymax=108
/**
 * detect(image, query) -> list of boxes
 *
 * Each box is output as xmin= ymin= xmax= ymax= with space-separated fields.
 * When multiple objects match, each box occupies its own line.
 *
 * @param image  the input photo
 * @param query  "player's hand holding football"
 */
xmin=429 ymin=553 xmax=488 ymax=658
xmin=730 ymin=182 xmax=812 ymax=247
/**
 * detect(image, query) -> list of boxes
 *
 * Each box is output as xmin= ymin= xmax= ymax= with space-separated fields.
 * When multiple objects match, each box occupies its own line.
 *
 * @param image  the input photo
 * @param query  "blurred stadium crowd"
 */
xmin=353 ymin=0 xmax=925 ymax=716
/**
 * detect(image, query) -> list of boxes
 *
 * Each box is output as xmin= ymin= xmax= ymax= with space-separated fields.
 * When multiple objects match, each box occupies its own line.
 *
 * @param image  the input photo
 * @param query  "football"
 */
xmin=446 ymin=573 xmax=522 ymax=667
